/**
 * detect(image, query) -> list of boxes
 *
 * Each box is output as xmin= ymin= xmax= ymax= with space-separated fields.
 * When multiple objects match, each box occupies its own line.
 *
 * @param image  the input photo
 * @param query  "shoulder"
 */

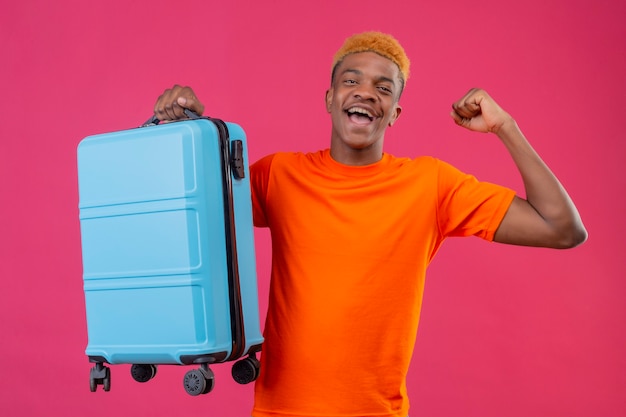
xmin=251 ymin=150 xmax=325 ymax=172
xmin=386 ymin=154 xmax=454 ymax=176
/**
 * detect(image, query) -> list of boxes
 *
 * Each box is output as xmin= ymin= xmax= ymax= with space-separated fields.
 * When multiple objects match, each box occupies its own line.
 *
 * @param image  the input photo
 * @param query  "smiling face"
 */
xmin=325 ymin=51 xmax=403 ymax=166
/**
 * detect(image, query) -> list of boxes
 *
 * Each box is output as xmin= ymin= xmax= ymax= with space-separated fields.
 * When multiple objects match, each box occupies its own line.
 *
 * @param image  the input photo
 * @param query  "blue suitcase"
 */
xmin=77 ymin=111 xmax=263 ymax=395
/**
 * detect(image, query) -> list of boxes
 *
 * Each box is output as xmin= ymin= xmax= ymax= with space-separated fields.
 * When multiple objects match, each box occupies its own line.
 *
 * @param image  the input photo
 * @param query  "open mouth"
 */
xmin=346 ymin=107 xmax=374 ymax=124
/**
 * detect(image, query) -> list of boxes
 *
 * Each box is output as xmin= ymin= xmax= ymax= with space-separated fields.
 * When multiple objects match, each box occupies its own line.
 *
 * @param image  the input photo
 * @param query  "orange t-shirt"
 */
xmin=250 ymin=150 xmax=515 ymax=417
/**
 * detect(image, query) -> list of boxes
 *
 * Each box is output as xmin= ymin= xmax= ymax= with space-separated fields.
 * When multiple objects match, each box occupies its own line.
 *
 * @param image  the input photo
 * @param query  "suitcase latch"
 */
xmin=231 ymin=140 xmax=246 ymax=179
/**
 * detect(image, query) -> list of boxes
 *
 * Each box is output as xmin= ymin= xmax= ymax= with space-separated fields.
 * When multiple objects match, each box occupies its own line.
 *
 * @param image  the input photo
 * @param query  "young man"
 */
xmin=153 ymin=32 xmax=586 ymax=417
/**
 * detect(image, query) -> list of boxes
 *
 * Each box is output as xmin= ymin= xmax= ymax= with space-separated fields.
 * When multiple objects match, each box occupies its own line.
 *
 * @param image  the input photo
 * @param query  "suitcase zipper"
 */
xmin=209 ymin=117 xmax=247 ymax=362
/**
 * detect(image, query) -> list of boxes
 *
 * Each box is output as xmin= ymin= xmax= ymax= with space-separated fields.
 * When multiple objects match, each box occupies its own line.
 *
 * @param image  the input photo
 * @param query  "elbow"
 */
xmin=570 ymin=225 xmax=589 ymax=248
xmin=556 ymin=223 xmax=588 ymax=249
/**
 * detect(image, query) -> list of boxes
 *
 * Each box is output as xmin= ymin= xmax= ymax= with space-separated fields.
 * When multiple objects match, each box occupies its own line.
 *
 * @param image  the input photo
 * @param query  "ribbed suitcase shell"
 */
xmin=77 ymin=118 xmax=263 ymax=393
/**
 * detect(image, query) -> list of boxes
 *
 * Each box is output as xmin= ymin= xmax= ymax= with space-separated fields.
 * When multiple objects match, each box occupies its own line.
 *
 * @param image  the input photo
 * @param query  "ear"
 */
xmin=325 ymin=89 xmax=333 ymax=113
xmin=388 ymin=104 xmax=402 ymax=127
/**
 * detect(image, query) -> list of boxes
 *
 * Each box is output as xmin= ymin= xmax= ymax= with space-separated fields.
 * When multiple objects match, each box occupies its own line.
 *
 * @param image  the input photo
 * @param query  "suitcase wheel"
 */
xmin=231 ymin=355 xmax=260 ymax=385
xmin=89 ymin=362 xmax=111 ymax=392
xmin=183 ymin=364 xmax=215 ymax=396
xmin=130 ymin=364 xmax=158 ymax=383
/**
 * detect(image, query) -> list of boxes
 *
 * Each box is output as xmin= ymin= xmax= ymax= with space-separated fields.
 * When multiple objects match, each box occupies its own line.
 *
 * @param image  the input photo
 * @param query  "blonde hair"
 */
xmin=331 ymin=31 xmax=410 ymax=89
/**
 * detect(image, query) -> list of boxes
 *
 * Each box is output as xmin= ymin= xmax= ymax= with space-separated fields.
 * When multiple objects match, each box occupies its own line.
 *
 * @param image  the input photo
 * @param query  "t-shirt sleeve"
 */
xmin=435 ymin=159 xmax=516 ymax=241
xmin=250 ymin=153 xmax=275 ymax=228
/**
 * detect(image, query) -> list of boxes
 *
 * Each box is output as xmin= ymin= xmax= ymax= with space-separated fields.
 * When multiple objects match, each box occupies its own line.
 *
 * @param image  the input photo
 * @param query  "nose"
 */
xmin=353 ymin=82 xmax=377 ymax=102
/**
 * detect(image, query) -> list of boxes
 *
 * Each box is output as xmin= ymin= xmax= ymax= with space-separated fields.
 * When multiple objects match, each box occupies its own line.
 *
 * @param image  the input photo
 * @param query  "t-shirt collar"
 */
xmin=321 ymin=149 xmax=391 ymax=177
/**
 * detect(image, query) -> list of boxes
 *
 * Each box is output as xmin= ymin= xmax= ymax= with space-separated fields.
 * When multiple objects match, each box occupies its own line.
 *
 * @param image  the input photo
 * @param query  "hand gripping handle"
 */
xmin=142 ymin=108 xmax=202 ymax=127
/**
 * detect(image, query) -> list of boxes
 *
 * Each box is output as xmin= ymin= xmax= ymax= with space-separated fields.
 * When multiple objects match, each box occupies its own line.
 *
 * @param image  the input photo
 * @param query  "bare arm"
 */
xmin=451 ymin=88 xmax=587 ymax=249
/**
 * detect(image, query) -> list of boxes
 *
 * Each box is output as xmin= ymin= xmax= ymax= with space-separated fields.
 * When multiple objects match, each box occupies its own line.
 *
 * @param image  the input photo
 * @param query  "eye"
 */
xmin=378 ymin=85 xmax=393 ymax=94
xmin=343 ymin=79 xmax=357 ymax=85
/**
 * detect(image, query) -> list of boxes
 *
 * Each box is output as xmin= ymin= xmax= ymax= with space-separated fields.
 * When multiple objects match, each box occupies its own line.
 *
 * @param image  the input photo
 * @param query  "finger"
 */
xmin=450 ymin=110 xmax=462 ymax=125
xmin=164 ymin=85 xmax=186 ymax=120
xmin=178 ymin=86 xmax=205 ymax=115
xmin=452 ymin=98 xmax=482 ymax=119
xmin=450 ymin=110 xmax=472 ymax=129
xmin=153 ymin=85 xmax=184 ymax=121
xmin=154 ymin=86 xmax=179 ymax=121
xmin=163 ymin=100 xmax=178 ymax=121
xmin=154 ymin=97 xmax=172 ymax=121
xmin=452 ymin=88 xmax=485 ymax=116
xmin=177 ymin=95 xmax=205 ymax=116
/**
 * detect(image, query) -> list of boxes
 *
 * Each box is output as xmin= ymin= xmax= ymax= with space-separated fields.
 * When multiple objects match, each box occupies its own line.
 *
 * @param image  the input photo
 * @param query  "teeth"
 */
xmin=347 ymin=107 xmax=373 ymax=118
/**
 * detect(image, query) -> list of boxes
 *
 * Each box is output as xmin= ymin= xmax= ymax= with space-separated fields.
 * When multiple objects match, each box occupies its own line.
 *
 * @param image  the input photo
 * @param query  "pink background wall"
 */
xmin=1 ymin=0 xmax=624 ymax=416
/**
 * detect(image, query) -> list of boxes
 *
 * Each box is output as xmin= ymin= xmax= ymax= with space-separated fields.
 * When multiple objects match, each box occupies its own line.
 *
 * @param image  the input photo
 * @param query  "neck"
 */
xmin=329 ymin=141 xmax=384 ymax=166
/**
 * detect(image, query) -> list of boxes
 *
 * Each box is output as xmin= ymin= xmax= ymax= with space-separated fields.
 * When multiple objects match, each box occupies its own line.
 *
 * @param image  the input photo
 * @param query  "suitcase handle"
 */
xmin=142 ymin=111 xmax=246 ymax=179
xmin=142 ymin=109 xmax=201 ymax=127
